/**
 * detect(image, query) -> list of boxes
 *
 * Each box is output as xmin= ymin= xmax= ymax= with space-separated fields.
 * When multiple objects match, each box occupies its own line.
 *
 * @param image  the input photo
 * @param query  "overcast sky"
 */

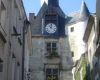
xmin=23 ymin=0 xmax=96 ymax=18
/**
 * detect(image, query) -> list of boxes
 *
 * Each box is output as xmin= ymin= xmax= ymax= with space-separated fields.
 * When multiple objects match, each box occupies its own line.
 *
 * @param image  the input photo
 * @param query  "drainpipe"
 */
xmin=22 ymin=19 xmax=30 ymax=80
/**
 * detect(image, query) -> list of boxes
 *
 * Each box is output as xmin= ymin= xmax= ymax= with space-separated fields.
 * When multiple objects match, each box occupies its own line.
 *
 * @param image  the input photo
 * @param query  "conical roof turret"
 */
xmin=79 ymin=0 xmax=90 ymax=20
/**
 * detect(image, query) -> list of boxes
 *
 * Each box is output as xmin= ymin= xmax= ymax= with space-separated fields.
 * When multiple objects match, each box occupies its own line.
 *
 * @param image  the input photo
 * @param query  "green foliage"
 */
xmin=81 ymin=57 xmax=88 ymax=80
xmin=46 ymin=76 xmax=56 ymax=80
xmin=75 ymin=57 xmax=88 ymax=80
xmin=46 ymin=50 xmax=58 ymax=56
xmin=75 ymin=71 xmax=80 ymax=80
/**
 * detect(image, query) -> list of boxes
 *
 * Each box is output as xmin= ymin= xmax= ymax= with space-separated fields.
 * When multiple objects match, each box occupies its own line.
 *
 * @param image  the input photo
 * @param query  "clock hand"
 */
xmin=50 ymin=24 xmax=52 ymax=29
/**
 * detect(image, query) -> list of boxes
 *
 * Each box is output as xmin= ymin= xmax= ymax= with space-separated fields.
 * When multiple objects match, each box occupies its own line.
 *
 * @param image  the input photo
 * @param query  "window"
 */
xmin=71 ymin=27 xmax=74 ymax=32
xmin=46 ymin=69 xmax=58 ymax=80
xmin=46 ymin=42 xmax=57 ymax=52
xmin=72 ymin=52 xmax=74 ymax=57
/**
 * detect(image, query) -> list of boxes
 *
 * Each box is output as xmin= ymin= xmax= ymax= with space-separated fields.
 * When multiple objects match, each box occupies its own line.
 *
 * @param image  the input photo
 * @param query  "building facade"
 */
xmin=29 ymin=0 xmax=89 ymax=80
xmin=65 ymin=1 xmax=90 ymax=80
xmin=0 ymin=0 xmax=28 ymax=80
xmin=24 ymin=24 xmax=32 ymax=80
xmin=95 ymin=0 xmax=100 ymax=59
xmin=29 ymin=0 xmax=73 ymax=80
xmin=66 ymin=1 xmax=90 ymax=62
xmin=83 ymin=14 xmax=99 ymax=80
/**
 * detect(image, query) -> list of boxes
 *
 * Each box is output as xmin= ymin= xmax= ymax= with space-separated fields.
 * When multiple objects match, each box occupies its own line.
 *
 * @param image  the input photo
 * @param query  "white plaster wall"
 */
xmin=41 ymin=0 xmax=48 ymax=6
xmin=66 ymin=21 xmax=88 ymax=62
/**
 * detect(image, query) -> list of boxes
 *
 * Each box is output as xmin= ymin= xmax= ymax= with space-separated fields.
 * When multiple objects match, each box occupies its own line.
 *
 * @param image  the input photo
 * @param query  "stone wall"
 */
xmin=29 ymin=37 xmax=73 ymax=80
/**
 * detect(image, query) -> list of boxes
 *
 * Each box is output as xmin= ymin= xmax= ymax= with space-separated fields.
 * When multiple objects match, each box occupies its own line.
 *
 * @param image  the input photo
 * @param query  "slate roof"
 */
xmin=65 ymin=11 xmax=80 ymax=24
xmin=66 ymin=1 xmax=90 ymax=25
xmin=32 ymin=2 xmax=65 ymax=36
xmin=79 ymin=1 xmax=90 ymax=20
xmin=32 ymin=3 xmax=48 ymax=35
xmin=31 ymin=0 xmax=90 ymax=36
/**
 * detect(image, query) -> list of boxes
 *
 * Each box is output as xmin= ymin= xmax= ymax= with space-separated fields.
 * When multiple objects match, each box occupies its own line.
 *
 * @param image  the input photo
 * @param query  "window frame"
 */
xmin=72 ymin=52 xmax=74 ymax=57
xmin=46 ymin=42 xmax=57 ymax=52
xmin=71 ymin=27 xmax=74 ymax=32
xmin=46 ymin=68 xmax=59 ymax=80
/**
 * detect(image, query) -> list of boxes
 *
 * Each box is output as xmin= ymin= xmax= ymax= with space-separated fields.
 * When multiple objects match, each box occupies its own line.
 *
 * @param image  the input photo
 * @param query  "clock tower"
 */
xmin=42 ymin=0 xmax=65 ymax=36
xmin=29 ymin=0 xmax=73 ymax=80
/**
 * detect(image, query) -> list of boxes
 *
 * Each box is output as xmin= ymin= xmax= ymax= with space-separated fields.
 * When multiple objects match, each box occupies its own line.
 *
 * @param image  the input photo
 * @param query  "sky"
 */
xmin=23 ymin=0 xmax=96 ymax=18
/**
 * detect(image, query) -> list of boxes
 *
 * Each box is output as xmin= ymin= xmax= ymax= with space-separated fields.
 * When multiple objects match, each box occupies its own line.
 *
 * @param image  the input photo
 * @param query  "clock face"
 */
xmin=45 ymin=23 xmax=57 ymax=34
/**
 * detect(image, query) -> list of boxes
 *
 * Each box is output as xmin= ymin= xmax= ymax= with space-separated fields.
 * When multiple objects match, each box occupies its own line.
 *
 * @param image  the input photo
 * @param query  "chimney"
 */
xmin=29 ymin=13 xmax=35 ymax=23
